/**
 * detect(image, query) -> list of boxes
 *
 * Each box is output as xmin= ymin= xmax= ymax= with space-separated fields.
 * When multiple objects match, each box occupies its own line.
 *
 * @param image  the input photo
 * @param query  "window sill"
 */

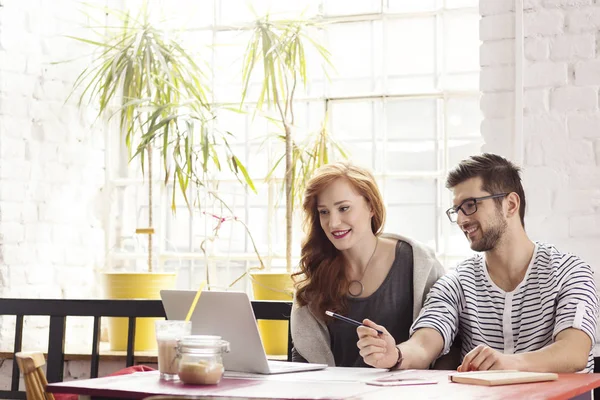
xmin=0 ymin=341 xmax=158 ymax=363
xmin=0 ymin=341 xmax=287 ymax=362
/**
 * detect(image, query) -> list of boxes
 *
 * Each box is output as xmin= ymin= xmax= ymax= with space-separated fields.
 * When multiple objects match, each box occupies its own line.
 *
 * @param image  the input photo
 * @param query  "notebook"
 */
xmin=160 ymin=289 xmax=328 ymax=375
xmin=449 ymin=370 xmax=558 ymax=386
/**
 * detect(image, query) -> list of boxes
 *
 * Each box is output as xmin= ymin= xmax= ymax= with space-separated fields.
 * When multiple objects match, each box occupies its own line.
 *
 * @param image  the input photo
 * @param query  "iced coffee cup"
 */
xmin=155 ymin=320 xmax=192 ymax=381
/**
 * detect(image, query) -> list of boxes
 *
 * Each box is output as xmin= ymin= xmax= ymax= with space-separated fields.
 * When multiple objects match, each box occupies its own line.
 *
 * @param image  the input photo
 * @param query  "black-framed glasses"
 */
xmin=446 ymin=193 xmax=509 ymax=223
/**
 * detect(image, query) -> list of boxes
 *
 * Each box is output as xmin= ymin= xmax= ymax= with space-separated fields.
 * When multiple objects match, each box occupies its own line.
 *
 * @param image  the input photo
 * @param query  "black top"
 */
xmin=329 ymin=240 xmax=414 ymax=367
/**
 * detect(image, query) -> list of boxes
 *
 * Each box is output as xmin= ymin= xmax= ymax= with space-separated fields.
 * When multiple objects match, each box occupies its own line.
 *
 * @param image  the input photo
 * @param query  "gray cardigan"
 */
xmin=290 ymin=233 xmax=446 ymax=366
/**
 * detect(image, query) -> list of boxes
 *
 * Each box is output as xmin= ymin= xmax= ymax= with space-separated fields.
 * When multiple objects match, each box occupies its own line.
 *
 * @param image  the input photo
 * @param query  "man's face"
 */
xmin=451 ymin=177 xmax=507 ymax=252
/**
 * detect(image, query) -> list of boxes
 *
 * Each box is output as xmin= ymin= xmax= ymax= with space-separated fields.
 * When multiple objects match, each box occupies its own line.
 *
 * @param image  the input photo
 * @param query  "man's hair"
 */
xmin=446 ymin=153 xmax=526 ymax=228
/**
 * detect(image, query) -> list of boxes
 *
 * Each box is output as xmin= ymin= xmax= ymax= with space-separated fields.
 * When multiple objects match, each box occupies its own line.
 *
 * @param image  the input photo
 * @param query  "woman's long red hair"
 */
xmin=293 ymin=162 xmax=385 ymax=320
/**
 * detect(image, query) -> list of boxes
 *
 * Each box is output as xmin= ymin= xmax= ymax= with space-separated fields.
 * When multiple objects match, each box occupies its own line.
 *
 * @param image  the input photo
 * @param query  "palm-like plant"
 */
xmin=241 ymin=14 xmax=346 ymax=273
xmin=70 ymin=4 xmax=256 ymax=273
xmin=267 ymin=113 xmax=348 ymax=218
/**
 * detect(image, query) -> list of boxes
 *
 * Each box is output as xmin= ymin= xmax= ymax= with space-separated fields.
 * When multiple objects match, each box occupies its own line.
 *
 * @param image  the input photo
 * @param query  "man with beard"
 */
xmin=356 ymin=153 xmax=599 ymax=373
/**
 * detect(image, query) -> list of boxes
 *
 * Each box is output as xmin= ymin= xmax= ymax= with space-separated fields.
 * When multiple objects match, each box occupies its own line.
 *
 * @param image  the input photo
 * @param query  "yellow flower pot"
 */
xmin=250 ymin=272 xmax=294 ymax=356
xmin=103 ymin=272 xmax=176 ymax=351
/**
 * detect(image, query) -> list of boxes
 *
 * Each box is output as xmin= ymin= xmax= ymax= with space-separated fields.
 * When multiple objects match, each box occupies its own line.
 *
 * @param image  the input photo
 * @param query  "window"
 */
xmin=105 ymin=0 xmax=481 ymax=292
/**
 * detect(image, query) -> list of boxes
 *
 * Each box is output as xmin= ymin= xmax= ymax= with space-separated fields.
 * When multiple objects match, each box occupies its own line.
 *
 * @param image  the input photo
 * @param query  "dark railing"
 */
xmin=0 ymin=298 xmax=292 ymax=400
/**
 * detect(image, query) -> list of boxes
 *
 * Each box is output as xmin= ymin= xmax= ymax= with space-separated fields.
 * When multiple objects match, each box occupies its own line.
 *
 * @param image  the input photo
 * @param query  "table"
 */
xmin=47 ymin=368 xmax=600 ymax=400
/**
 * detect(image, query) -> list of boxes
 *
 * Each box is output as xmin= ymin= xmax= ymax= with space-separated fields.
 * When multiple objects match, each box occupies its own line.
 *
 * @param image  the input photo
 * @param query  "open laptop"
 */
xmin=160 ymin=290 xmax=327 ymax=375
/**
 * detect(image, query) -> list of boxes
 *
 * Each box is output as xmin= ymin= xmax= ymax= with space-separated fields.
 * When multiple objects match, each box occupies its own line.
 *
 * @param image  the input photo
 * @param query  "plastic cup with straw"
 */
xmin=185 ymin=280 xmax=207 ymax=322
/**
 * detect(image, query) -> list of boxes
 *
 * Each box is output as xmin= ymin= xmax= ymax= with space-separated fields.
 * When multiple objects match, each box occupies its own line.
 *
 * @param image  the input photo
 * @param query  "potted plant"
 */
xmin=68 ymin=4 xmax=256 ymax=350
xmin=240 ymin=14 xmax=347 ymax=354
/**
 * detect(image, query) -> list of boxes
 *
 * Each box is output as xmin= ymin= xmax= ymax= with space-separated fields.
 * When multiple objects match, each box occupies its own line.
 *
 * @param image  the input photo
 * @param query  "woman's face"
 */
xmin=316 ymin=178 xmax=374 ymax=251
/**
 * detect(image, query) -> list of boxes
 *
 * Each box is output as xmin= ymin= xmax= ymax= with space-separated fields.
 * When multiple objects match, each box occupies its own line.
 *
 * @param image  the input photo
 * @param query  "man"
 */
xmin=357 ymin=153 xmax=598 ymax=373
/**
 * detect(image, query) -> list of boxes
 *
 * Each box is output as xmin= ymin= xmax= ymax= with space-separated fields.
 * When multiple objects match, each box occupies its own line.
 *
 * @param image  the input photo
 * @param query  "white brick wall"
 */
xmin=0 ymin=0 xmax=107 ymax=384
xmin=480 ymin=0 xmax=600 ymax=351
xmin=479 ymin=0 xmax=518 ymax=162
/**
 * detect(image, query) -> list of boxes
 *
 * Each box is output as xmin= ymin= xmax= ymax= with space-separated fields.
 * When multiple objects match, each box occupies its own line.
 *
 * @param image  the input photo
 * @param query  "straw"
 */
xmin=185 ymin=280 xmax=207 ymax=322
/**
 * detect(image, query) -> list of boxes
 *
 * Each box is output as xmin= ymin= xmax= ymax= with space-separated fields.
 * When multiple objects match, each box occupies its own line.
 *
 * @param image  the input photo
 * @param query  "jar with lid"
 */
xmin=176 ymin=335 xmax=230 ymax=385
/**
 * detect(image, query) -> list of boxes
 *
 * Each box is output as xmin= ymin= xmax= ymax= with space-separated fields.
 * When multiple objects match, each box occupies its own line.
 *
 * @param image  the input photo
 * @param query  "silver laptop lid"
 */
xmin=160 ymin=290 xmax=271 ymax=374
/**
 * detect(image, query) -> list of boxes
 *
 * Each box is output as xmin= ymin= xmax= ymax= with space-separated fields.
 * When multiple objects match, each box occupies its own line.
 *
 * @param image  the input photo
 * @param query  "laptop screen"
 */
xmin=160 ymin=290 xmax=273 ymax=374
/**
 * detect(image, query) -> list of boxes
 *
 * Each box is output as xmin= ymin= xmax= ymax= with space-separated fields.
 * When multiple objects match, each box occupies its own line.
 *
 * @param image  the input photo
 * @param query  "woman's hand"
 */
xmin=356 ymin=319 xmax=398 ymax=369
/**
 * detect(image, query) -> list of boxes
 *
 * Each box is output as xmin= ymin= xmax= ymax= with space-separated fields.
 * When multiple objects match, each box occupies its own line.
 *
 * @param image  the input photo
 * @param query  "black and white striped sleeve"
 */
xmin=409 ymin=270 xmax=462 ymax=356
xmin=553 ymin=255 xmax=599 ymax=344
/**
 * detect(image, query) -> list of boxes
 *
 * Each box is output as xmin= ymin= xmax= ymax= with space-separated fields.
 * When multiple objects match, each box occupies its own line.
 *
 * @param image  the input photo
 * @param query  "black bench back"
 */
xmin=0 ymin=298 xmax=292 ymax=400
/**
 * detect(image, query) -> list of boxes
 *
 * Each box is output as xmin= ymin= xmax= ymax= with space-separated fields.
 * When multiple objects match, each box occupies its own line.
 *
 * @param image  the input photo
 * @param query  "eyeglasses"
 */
xmin=446 ymin=193 xmax=508 ymax=223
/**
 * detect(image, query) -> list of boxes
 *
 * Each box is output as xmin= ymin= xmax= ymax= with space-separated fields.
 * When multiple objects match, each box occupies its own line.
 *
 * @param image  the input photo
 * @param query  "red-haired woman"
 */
xmin=291 ymin=162 xmax=445 ymax=367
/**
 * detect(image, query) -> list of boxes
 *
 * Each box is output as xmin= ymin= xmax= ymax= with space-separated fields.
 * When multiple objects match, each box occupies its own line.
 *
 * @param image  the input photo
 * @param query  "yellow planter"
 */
xmin=250 ymin=272 xmax=294 ymax=356
xmin=103 ymin=272 xmax=176 ymax=351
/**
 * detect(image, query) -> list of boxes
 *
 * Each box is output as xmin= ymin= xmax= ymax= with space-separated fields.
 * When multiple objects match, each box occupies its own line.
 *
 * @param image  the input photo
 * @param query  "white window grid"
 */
xmin=104 ymin=0 xmax=481 ymax=291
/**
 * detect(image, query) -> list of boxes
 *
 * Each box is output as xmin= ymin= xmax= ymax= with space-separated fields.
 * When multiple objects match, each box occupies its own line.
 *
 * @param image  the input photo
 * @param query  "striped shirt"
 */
xmin=411 ymin=242 xmax=599 ymax=372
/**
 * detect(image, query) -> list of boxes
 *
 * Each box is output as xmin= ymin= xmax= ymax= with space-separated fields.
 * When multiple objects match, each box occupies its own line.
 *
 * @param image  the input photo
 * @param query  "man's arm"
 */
xmin=357 ymin=321 xmax=444 ymax=369
xmin=357 ymin=271 xmax=462 ymax=369
xmin=459 ymin=328 xmax=591 ymax=373
xmin=460 ymin=254 xmax=598 ymax=373
xmin=397 ymin=327 xmax=445 ymax=369
xmin=516 ymin=328 xmax=591 ymax=372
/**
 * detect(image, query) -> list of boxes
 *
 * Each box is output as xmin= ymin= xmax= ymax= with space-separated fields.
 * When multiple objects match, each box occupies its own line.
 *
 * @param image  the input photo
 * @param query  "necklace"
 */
xmin=348 ymin=237 xmax=379 ymax=297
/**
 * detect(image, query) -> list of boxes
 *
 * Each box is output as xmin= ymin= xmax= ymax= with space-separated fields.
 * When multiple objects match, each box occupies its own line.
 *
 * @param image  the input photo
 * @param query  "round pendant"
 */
xmin=348 ymin=280 xmax=364 ymax=297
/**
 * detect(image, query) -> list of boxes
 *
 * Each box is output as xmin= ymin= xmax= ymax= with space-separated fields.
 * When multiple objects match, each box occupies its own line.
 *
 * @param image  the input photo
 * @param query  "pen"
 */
xmin=325 ymin=310 xmax=384 ymax=335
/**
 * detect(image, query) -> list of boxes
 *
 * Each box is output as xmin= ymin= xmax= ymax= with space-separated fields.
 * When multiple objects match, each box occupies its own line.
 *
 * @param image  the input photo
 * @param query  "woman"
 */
xmin=291 ymin=162 xmax=445 ymax=367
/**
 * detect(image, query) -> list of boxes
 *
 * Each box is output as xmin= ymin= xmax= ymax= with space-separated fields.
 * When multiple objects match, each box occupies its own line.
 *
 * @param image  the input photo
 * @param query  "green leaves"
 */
xmin=265 ymin=115 xmax=348 ymax=211
xmin=240 ymin=13 xmax=341 ymax=272
xmin=68 ymin=4 xmax=256 ymax=212
xmin=241 ymin=15 xmax=331 ymax=118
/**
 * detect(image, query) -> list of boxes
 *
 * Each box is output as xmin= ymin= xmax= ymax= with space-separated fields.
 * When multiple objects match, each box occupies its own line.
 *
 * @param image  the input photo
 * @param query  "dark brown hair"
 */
xmin=446 ymin=153 xmax=526 ymax=227
xmin=293 ymin=162 xmax=385 ymax=319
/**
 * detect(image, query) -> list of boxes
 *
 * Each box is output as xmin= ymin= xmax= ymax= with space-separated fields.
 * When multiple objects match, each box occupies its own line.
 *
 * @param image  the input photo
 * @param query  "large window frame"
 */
xmin=104 ymin=0 xmax=481 ymax=292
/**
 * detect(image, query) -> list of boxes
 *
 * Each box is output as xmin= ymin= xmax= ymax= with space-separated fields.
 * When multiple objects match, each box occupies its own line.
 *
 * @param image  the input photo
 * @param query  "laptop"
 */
xmin=160 ymin=289 xmax=328 ymax=375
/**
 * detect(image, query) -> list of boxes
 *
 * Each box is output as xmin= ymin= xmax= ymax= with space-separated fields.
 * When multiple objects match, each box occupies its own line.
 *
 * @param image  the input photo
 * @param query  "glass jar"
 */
xmin=176 ymin=335 xmax=230 ymax=385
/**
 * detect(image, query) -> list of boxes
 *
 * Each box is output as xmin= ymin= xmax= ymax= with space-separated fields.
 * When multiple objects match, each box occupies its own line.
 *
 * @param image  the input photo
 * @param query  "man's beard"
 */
xmin=470 ymin=214 xmax=507 ymax=252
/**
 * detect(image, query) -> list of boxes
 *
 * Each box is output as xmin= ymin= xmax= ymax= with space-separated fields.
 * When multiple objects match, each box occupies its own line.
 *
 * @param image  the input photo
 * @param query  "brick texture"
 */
xmin=481 ymin=0 xmax=600 ymax=355
xmin=0 ymin=0 xmax=106 ymax=385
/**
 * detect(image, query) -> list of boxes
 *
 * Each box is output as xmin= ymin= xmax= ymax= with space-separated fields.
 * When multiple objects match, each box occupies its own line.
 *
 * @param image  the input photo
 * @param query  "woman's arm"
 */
xmin=357 ymin=321 xmax=444 ymax=369
xmin=291 ymin=346 xmax=308 ymax=363
xmin=290 ymin=304 xmax=336 ymax=366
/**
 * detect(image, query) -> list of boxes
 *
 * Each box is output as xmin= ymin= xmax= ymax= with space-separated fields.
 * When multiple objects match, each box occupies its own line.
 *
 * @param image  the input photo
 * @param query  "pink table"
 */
xmin=47 ymin=369 xmax=600 ymax=400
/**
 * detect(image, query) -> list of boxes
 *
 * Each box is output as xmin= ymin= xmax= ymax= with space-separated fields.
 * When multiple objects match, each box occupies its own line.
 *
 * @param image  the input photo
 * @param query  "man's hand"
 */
xmin=458 ymin=344 xmax=519 ymax=372
xmin=356 ymin=319 xmax=398 ymax=369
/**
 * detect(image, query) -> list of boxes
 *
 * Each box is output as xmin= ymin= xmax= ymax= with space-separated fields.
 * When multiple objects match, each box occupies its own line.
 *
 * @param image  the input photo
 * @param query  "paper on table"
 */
xmin=364 ymin=369 xmax=441 ymax=386
xmin=366 ymin=378 xmax=438 ymax=387
xmin=218 ymin=379 xmax=380 ymax=399
xmin=225 ymin=367 xmax=393 ymax=382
